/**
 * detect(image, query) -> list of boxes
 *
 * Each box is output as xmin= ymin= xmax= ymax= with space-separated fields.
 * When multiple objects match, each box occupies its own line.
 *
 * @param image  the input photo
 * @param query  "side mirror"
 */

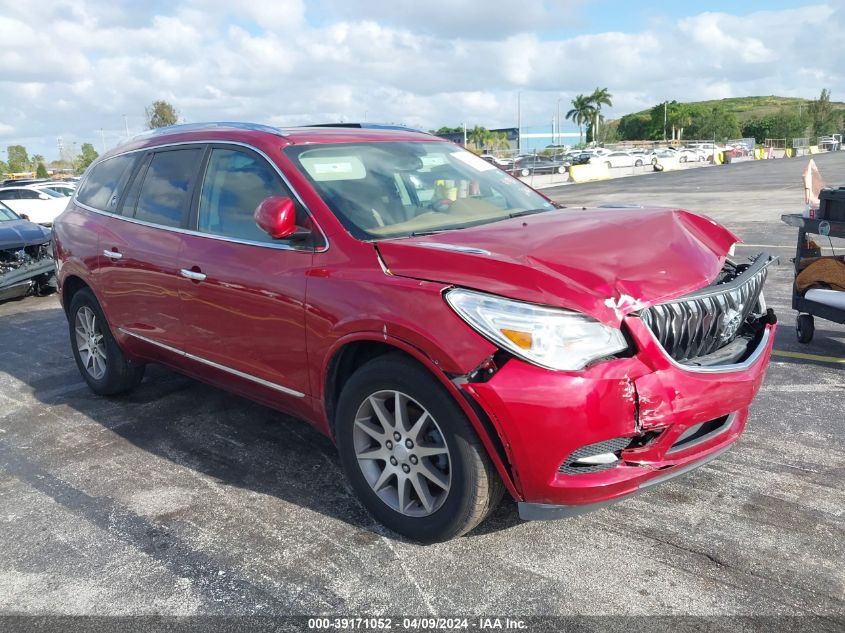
xmin=254 ymin=196 xmax=298 ymax=239
xmin=20 ymin=213 xmax=30 ymax=221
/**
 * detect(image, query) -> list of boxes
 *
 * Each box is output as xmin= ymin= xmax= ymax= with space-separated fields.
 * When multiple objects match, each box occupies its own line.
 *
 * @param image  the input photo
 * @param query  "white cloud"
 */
xmin=0 ymin=1 xmax=842 ymax=160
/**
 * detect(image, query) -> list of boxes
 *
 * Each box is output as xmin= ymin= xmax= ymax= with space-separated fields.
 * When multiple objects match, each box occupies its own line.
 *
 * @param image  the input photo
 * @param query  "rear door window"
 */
xmin=131 ymin=148 xmax=203 ymax=228
xmin=76 ymin=153 xmax=137 ymax=211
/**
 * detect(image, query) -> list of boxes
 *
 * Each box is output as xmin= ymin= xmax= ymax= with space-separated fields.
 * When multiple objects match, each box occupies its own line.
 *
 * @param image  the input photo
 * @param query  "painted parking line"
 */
xmin=771 ymin=349 xmax=845 ymax=365
xmin=735 ymin=243 xmax=839 ymax=251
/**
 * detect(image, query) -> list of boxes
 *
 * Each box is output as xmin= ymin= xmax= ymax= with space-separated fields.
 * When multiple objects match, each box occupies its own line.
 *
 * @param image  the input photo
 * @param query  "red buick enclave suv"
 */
xmin=52 ymin=123 xmax=776 ymax=541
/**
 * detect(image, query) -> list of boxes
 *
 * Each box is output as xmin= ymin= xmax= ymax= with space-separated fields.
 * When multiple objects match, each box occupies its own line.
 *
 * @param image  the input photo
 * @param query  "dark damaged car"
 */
xmin=0 ymin=201 xmax=56 ymax=302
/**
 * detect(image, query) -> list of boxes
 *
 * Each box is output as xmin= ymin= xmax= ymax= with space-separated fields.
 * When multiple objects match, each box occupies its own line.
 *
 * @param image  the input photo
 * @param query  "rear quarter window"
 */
xmin=76 ymin=154 xmax=137 ymax=211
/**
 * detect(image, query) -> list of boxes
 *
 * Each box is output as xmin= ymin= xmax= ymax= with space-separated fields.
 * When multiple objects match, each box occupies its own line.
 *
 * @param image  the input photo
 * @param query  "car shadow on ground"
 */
xmin=0 ymin=304 xmax=524 ymax=543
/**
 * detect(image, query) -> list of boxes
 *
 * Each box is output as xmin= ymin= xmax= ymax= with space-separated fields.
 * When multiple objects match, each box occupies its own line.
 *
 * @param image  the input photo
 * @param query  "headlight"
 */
xmin=445 ymin=288 xmax=629 ymax=371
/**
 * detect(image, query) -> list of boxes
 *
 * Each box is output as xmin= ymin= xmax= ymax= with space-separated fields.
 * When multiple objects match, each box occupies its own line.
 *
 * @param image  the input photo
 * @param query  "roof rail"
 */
xmin=128 ymin=122 xmax=289 ymax=143
xmin=305 ymin=122 xmax=429 ymax=134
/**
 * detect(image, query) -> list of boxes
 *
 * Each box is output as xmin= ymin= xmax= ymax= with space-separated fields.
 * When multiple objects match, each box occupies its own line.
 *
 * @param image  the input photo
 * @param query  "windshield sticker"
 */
xmin=300 ymin=155 xmax=366 ymax=181
xmin=421 ymin=155 xmax=448 ymax=168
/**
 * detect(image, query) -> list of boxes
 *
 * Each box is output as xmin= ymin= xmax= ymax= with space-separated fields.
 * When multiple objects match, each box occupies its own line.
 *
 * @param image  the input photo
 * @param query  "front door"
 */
xmin=178 ymin=145 xmax=317 ymax=401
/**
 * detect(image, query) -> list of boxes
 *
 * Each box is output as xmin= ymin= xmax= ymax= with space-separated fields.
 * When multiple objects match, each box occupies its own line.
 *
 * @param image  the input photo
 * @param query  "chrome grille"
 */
xmin=640 ymin=259 xmax=768 ymax=363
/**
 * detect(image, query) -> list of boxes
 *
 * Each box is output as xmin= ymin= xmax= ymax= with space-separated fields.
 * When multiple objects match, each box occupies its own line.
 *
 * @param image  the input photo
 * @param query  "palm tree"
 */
xmin=566 ymin=95 xmax=594 ymax=145
xmin=588 ymin=87 xmax=613 ymax=144
xmin=468 ymin=126 xmax=493 ymax=150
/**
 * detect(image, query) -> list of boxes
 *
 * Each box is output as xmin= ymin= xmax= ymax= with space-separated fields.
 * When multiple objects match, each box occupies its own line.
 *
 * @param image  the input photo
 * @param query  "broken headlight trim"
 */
xmin=445 ymin=288 xmax=629 ymax=371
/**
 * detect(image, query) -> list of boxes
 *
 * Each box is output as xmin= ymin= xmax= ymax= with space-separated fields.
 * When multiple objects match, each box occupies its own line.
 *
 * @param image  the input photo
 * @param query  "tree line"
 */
xmin=433 ymin=88 xmax=614 ymax=150
xmin=1 ymin=143 xmax=99 ymax=177
xmin=617 ymin=89 xmax=842 ymax=143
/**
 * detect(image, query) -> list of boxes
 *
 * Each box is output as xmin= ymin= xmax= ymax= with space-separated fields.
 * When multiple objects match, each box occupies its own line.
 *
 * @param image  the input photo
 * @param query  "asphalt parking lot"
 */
xmin=1 ymin=154 xmax=843 ymax=625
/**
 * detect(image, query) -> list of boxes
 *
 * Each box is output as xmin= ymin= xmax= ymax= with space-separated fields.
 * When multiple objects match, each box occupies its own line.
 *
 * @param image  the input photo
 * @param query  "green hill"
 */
xmin=624 ymin=95 xmax=845 ymax=123
xmin=614 ymin=94 xmax=845 ymax=142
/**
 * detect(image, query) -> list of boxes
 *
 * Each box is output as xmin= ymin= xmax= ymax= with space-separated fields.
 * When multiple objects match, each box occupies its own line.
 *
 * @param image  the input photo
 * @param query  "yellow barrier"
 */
xmin=754 ymin=148 xmax=765 ymax=160
xmin=568 ymin=162 xmax=611 ymax=183
xmin=809 ymin=145 xmax=819 ymax=154
xmin=785 ymin=148 xmax=794 ymax=158
xmin=714 ymin=152 xmax=724 ymax=165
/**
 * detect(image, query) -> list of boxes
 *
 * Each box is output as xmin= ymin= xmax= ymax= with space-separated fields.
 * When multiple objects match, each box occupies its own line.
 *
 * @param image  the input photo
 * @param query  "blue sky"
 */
xmin=536 ymin=0 xmax=812 ymax=37
xmin=1 ymin=1 xmax=842 ymax=160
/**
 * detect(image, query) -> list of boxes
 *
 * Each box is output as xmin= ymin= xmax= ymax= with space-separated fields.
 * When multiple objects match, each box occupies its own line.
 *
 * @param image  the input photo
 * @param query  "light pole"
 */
xmin=556 ymin=98 xmax=563 ymax=146
xmin=517 ymin=91 xmax=522 ymax=154
xmin=462 ymin=122 xmax=467 ymax=147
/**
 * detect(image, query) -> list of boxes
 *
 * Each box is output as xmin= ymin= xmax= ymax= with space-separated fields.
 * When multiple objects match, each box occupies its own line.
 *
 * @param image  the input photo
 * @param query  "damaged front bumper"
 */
xmin=461 ymin=283 xmax=776 ymax=519
xmin=0 ymin=242 xmax=56 ymax=301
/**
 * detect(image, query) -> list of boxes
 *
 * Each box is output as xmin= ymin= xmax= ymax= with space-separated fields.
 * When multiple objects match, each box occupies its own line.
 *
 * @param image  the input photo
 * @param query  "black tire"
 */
xmin=604 ymin=161 xmax=611 ymax=169
xmin=679 ymin=155 xmax=687 ymax=163
xmin=557 ymin=166 xmax=565 ymax=174
xmin=796 ymin=314 xmax=814 ymax=344
xmin=520 ymin=168 xmax=530 ymax=177
xmin=634 ymin=159 xmax=643 ymax=167
xmin=335 ymin=354 xmax=504 ymax=542
xmin=68 ymin=287 xmax=145 ymax=395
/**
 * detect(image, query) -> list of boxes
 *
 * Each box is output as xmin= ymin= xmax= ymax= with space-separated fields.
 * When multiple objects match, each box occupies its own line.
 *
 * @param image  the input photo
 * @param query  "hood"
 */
xmin=0 ymin=220 xmax=51 ymax=250
xmin=375 ymin=207 xmax=738 ymax=326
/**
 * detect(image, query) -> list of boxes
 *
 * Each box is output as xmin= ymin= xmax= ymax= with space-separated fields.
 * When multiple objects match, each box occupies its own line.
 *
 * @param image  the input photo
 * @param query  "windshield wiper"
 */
xmin=508 ymin=207 xmax=554 ymax=219
xmin=409 ymin=228 xmax=459 ymax=237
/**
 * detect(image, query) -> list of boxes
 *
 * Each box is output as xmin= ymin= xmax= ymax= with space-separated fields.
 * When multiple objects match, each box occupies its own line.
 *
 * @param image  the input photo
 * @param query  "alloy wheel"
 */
xmin=353 ymin=390 xmax=451 ymax=517
xmin=75 ymin=306 xmax=107 ymax=380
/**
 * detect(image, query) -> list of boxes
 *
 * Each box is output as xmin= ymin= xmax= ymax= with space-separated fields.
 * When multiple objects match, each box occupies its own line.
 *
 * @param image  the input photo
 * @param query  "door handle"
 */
xmin=180 ymin=268 xmax=207 ymax=282
xmin=102 ymin=250 xmax=123 ymax=260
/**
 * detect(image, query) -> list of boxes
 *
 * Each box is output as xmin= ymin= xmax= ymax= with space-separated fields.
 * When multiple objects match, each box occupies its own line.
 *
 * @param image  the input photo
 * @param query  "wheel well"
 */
xmin=62 ymin=275 xmax=89 ymax=314
xmin=325 ymin=341 xmax=404 ymax=434
xmin=324 ymin=340 xmax=517 ymax=494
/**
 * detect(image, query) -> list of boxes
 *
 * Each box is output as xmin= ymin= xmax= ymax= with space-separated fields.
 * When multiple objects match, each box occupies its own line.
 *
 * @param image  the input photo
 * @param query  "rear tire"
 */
xmin=335 ymin=354 xmax=504 ymax=542
xmin=68 ymin=288 xmax=145 ymax=395
xmin=634 ymin=159 xmax=643 ymax=167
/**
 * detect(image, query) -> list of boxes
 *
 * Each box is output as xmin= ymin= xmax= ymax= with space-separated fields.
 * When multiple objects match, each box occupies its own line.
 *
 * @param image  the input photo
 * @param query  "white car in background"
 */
xmin=590 ymin=151 xmax=645 ymax=168
xmin=32 ymin=181 xmax=77 ymax=197
xmin=672 ymin=148 xmax=706 ymax=163
xmin=0 ymin=186 xmax=69 ymax=225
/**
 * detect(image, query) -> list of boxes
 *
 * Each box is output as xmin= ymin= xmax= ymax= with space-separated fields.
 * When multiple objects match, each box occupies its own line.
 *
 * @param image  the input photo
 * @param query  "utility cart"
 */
xmin=781 ymin=213 xmax=845 ymax=343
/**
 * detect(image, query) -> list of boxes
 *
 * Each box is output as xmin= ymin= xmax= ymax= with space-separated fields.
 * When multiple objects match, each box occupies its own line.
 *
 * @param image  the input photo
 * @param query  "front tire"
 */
xmin=335 ymin=354 xmax=503 ymax=542
xmin=796 ymin=314 xmax=814 ymax=344
xmin=68 ymin=288 xmax=145 ymax=395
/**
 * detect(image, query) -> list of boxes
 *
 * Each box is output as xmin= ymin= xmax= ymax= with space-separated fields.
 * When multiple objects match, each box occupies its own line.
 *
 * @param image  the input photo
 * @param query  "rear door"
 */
xmin=96 ymin=146 xmax=204 ymax=351
xmin=178 ymin=144 xmax=318 ymax=399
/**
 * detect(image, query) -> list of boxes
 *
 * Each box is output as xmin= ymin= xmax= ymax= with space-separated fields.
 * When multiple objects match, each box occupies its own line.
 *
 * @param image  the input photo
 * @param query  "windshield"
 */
xmin=285 ymin=141 xmax=555 ymax=239
xmin=0 ymin=201 xmax=19 ymax=221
